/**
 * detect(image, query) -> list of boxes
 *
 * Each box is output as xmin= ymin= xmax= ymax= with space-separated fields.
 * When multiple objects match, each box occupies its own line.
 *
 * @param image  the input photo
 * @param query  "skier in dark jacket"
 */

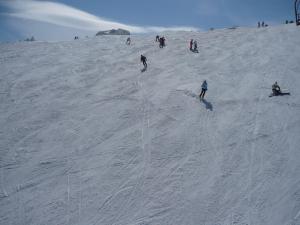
xmin=159 ymin=37 xmax=166 ymax=48
xmin=159 ymin=37 xmax=163 ymax=48
xmin=199 ymin=80 xmax=208 ymax=99
xmin=141 ymin=55 xmax=147 ymax=68
xmin=190 ymin=39 xmax=193 ymax=50
xmin=156 ymin=35 xmax=160 ymax=42
xmin=126 ymin=37 xmax=131 ymax=45
xmin=193 ymin=40 xmax=198 ymax=52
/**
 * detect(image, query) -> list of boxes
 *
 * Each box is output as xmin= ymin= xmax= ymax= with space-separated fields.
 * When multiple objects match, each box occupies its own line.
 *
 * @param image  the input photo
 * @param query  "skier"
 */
xmin=159 ymin=37 xmax=165 ymax=48
xmin=262 ymin=21 xmax=265 ymax=27
xmin=126 ymin=37 xmax=131 ymax=45
xmin=258 ymin=22 xmax=261 ymax=28
xmin=272 ymin=81 xmax=281 ymax=96
xmin=193 ymin=40 xmax=198 ymax=52
xmin=162 ymin=37 xmax=166 ymax=47
xmin=141 ymin=55 xmax=147 ymax=68
xmin=156 ymin=35 xmax=160 ymax=42
xmin=199 ymin=80 xmax=208 ymax=99
xmin=190 ymin=39 xmax=193 ymax=51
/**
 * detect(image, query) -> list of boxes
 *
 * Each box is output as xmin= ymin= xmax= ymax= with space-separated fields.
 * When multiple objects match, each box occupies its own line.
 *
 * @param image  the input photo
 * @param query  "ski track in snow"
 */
xmin=1 ymin=25 xmax=300 ymax=225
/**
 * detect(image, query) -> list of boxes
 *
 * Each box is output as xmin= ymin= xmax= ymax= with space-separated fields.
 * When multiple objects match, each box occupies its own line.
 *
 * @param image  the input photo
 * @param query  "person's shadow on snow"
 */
xmin=201 ymin=99 xmax=213 ymax=111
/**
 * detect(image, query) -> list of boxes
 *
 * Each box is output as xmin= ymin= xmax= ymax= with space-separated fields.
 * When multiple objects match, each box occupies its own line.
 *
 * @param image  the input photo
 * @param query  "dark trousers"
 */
xmin=199 ymin=88 xmax=206 ymax=98
xmin=272 ymin=88 xmax=281 ymax=96
xmin=142 ymin=61 xmax=147 ymax=68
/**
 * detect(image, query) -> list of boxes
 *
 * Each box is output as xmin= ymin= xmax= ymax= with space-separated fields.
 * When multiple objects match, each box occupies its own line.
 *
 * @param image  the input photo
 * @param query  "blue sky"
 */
xmin=0 ymin=0 xmax=296 ymax=42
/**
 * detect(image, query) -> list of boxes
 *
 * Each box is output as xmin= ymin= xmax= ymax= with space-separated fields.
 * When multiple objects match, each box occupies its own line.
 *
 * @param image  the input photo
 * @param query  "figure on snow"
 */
xmin=193 ymin=40 xmax=198 ymax=52
xmin=272 ymin=81 xmax=281 ymax=96
xmin=159 ymin=37 xmax=165 ymax=48
xmin=156 ymin=35 xmax=160 ymax=42
xmin=126 ymin=37 xmax=131 ymax=45
xmin=199 ymin=80 xmax=208 ymax=99
xmin=190 ymin=39 xmax=193 ymax=51
xmin=141 ymin=55 xmax=147 ymax=68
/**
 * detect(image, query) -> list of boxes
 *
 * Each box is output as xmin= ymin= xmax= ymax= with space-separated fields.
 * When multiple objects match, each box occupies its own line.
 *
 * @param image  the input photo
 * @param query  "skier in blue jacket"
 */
xmin=199 ymin=80 xmax=207 ymax=99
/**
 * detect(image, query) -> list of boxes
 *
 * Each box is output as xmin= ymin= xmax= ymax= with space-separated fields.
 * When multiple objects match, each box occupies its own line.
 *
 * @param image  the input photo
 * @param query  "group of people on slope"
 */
xmin=126 ymin=35 xmax=166 ymax=48
xmin=258 ymin=21 xmax=268 ymax=28
xmin=155 ymin=35 xmax=166 ymax=48
xmin=136 ymin=37 xmax=286 ymax=100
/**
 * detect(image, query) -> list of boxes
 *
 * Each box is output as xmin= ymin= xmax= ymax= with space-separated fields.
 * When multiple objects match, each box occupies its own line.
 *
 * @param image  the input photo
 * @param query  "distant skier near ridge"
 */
xmin=126 ymin=37 xmax=131 ymax=45
xmin=156 ymin=35 xmax=160 ymax=42
xmin=193 ymin=40 xmax=198 ymax=52
xmin=199 ymin=80 xmax=208 ymax=99
xmin=190 ymin=39 xmax=193 ymax=50
xmin=159 ymin=37 xmax=166 ymax=48
xmin=141 ymin=55 xmax=147 ymax=68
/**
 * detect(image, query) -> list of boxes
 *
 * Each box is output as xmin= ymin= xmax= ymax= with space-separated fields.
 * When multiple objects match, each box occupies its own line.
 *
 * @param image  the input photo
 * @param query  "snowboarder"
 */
xmin=272 ymin=81 xmax=281 ymax=96
xmin=141 ymin=55 xmax=147 ymax=68
xmin=190 ymin=39 xmax=193 ymax=50
xmin=199 ymin=80 xmax=208 ymax=99
xmin=126 ymin=37 xmax=131 ymax=45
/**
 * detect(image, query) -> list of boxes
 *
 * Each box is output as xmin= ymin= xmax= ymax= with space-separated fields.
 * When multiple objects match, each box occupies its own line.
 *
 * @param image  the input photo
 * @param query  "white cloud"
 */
xmin=1 ymin=0 xmax=198 ymax=34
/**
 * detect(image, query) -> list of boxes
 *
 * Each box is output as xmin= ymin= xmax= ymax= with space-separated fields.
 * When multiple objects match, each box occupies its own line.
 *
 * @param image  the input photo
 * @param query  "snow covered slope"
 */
xmin=1 ymin=24 xmax=300 ymax=225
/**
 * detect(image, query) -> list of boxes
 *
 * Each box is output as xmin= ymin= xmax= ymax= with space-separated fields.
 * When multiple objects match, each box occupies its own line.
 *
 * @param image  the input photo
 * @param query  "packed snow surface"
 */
xmin=1 ymin=25 xmax=300 ymax=225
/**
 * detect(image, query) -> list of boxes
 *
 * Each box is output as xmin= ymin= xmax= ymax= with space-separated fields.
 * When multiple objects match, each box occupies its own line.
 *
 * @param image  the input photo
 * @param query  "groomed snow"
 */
xmin=1 ymin=24 xmax=300 ymax=225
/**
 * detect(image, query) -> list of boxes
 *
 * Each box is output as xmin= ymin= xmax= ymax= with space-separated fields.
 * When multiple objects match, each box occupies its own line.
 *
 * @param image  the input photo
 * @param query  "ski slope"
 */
xmin=1 ymin=24 xmax=300 ymax=225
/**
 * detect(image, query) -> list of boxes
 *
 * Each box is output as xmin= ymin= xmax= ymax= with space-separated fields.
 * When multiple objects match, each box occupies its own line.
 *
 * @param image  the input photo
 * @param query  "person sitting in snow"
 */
xmin=272 ymin=81 xmax=281 ymax=96
xmin=141 ymin=55 xmax=147 ymax=68
xmin=199 ymin=80 xmax=208 ymax=99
